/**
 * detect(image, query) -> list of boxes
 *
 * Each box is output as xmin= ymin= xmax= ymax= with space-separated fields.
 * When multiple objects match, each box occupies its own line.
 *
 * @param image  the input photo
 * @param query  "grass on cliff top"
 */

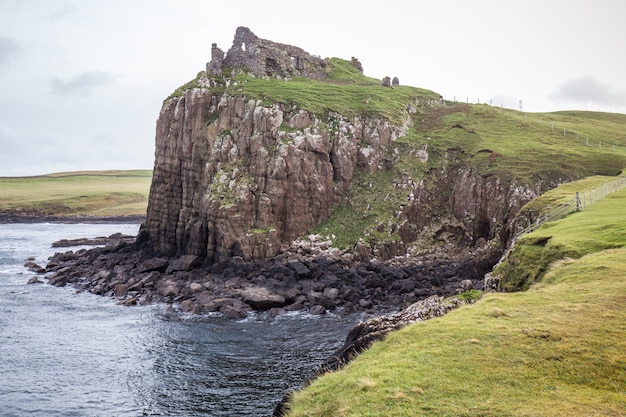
xmin=217 ymin=58 xmax=441 ymax=124
xmin=409 ymin=104 xmax=626 ymax=182
xmin=284 ymin=187 xmax=626 ymax=417
xmin=0 ymin=170 xmax=152 ymax=217
xmin=516 ymin=174 xmax=625 ymax=221
xmin=495 ymin=178 xmax=626 ymax=292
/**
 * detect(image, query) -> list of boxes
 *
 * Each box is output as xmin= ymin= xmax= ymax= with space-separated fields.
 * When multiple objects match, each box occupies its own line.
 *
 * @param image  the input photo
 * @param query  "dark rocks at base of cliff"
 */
xmin=38 ymin=234 xmax=502 ymax=318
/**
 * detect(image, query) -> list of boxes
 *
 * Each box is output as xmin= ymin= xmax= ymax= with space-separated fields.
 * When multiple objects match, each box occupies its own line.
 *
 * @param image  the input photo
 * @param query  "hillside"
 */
xmin=0 ymin=170 xmax=152 ymax=221
xmin=283 ymin=181 xmax=626 ymax=417
xmin=144 ymin=27 xmax=626 ymax=265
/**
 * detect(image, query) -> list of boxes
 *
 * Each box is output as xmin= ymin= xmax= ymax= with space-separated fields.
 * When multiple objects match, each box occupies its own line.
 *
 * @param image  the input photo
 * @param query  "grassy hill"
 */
xmin=0 ymin=170 xmax=152 ymax=218
xmin=283 ymin=181 xmax=626 ymax=417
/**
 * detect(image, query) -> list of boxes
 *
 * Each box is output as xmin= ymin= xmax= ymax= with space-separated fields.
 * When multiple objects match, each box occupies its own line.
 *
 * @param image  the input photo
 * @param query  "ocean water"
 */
xmin=0 ymin=223 xmax=362 ymax=417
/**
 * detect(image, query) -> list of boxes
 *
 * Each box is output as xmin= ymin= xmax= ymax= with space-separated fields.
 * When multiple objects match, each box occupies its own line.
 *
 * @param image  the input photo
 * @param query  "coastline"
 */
xmin=0 ymin=213 xmax=146 ymax=224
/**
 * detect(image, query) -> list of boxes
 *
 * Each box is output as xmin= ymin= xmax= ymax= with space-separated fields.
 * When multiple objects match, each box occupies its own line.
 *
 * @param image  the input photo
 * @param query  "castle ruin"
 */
xmin=207 ymin=26 xmax=330 ymax=79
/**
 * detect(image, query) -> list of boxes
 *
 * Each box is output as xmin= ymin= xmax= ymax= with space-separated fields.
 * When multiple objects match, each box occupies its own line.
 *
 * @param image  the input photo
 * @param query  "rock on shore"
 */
xmin=37 ymin=233 xmax=500 ymax=318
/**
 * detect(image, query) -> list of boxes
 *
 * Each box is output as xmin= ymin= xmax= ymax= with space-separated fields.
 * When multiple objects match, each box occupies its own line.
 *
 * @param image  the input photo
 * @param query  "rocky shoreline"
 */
xmin=0 ymin=211 xmax=146 ymax=224
xmin=22 ymin=229 xmax=502 ymax=416
xmin=26 ymin=232 xmax=501 ymax=319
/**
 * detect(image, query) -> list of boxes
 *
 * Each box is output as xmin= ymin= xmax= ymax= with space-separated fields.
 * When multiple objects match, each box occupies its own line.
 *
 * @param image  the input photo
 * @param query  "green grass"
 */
xmin=515 ymin=174 xmax=625 ymax=225
xmin=417 ymin=105 xmax=626 ymax=183
xmin=496 ymin=179 xmax=626 ymax=291
xmin=167 ymin=58 xmax=442 ymax=125
xmin=0 ymin=170 xmax=152 ymax=217
xmin=225 ymin=58 xmax=442 ymax=124
xmin=284 ymin=186 xmax=626 ymax=417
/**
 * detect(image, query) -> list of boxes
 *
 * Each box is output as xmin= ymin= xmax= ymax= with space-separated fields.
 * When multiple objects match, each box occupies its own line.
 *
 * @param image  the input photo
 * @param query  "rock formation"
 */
xmin=143 ymin=27 xmax=436 ymax=265
xmin=144 ymin=90 xmax=411 ymax=264
xmin=142 ymin=26 xmax=540 ymax=268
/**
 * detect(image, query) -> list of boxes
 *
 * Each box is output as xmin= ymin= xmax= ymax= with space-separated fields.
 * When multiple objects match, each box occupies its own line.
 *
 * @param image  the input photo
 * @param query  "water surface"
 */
xmin=0 ymin=223 xmax=361 ymax=416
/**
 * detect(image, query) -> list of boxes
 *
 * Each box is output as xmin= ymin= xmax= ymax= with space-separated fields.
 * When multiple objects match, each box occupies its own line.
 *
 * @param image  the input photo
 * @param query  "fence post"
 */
xmin=576 ymin=192 xmax=581 ymax=211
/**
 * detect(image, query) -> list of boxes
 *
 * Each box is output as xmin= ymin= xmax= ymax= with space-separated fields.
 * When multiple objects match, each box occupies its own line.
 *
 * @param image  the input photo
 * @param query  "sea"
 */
xmin=0 ymin=223 xmax=364 ymax=417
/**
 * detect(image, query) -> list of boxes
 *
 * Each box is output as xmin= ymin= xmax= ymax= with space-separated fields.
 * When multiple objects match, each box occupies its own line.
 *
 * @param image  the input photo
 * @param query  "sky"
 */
xmin=1 ymin=0 xmax=625 ymax=176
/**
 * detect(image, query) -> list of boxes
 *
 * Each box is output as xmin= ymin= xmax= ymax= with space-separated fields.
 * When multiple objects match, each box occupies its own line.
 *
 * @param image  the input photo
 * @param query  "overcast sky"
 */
xmin=1 ymin=0 xmax=625 ymax=176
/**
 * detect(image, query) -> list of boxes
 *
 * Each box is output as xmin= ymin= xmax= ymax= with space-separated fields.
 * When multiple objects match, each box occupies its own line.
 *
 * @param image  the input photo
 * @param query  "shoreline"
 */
xmin=21 ymin=227 xmax=501 ymax=415
xmin=0 ymin=213 xmax=146 ymax=224
xmin=37 ymin=232 xmax=501 ymax=319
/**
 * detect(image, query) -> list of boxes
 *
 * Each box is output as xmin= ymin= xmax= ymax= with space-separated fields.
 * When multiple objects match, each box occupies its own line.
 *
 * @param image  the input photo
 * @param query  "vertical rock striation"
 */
xmin=143 ymin=27 xmax=540 ymax=267
xmin=144 ymin=84 xmax=411 ymax=264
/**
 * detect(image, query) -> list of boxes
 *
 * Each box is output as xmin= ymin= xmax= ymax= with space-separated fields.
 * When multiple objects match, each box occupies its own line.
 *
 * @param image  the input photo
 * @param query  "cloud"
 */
xmin=549 ymin=76 xmax=626 ymax=107
xmin=49 ymin=71 xmax=115 ymax=96
xmin=0 ymin=36 xmax=21 ymax=65
xmin=46 ymin=2 xmax=78 ymax=21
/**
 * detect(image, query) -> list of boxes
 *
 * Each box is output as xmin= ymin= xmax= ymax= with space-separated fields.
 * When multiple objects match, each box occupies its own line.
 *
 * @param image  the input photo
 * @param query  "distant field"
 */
xmin=0 ymin=170 xmax=152 ymax=218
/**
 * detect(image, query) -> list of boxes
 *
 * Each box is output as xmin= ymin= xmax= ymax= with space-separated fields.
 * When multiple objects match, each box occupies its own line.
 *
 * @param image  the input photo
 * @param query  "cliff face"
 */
xmin=143 ymin=27 xmax=539 ymax=265
xmin=145 ymin=87 xmax=413 ymax=263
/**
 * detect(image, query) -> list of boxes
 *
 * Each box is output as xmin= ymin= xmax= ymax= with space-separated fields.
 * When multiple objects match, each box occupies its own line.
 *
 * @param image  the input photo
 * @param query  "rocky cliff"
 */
xmin=142 ymin=27 xmax=541 ymax=266
xmin=144 ymin=90 xmax=416 ymax=264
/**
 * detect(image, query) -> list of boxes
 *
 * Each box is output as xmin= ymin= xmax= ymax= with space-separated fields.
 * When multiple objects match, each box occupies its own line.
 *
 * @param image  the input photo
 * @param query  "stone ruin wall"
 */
xmin=207 ymin=26 xmax=331 ymax=80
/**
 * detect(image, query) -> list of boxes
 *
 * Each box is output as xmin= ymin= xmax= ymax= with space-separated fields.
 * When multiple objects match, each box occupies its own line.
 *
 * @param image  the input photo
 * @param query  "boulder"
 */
xmin=202 ymin=297 xmax=237 ymax=312
xmin=220 ymin=304 xmax=248 ymax=320
xmin=287 ymin=259 xmax=311 ymax=277
xmin=242 ymin=287 xmax=287 ymax=310
xmin=118 ymin=297 xmax=137 ymax=306
xmin=139 ymin=290 xmax=153 ymax=306
xmin=166 ymin=255 xmax=201 ymax=273
xmin=309 ymin=305 xmax=327 ymax=315
xmin=307 ymin=291 xmax=336 ymax=310
xmin=181 ymin=299 xmax=202 ymax=314
xmin=137 ymin=257 xmax=169 ymax=273
xmin=156 ymin=280 xmax=180 ymax=298
xmin=114 ymin=284 xmax=128 ymax=298
xmin=457 ymin=279 xmax=474 ymax=293
xmin=24 ymin=261 xmax=45 ymax=274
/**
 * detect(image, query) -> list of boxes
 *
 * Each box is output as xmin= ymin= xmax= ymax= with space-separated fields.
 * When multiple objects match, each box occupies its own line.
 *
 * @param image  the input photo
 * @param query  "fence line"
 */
xmin=515 ymin=176 xmax=626 ymax=239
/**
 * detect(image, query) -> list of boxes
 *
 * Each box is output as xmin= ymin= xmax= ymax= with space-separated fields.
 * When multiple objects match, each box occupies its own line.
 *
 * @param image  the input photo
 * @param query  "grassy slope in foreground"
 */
xmin=284 ymin=186 xmax=626 ymax=417
xmin=0 ymin=170 xmax=152 ymax=217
